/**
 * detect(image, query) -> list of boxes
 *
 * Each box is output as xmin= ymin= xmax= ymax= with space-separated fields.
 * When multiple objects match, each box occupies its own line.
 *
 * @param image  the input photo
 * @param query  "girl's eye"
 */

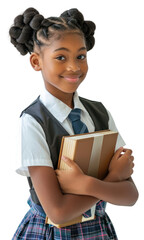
xmin=77 ymin=54 xmax=86 ymax=60
xmin=56 ymin=56 xmax=65 ymax=61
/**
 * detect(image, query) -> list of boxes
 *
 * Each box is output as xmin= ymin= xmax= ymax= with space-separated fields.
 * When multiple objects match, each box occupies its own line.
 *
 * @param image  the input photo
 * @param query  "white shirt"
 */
xmin=16 ymin=89 xmax=125 ymax=176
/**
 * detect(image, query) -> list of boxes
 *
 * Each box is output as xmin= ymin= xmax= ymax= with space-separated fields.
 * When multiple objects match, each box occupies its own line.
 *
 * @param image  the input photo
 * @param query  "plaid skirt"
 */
xmin=12 ymin=198 xmax=118 ymax=240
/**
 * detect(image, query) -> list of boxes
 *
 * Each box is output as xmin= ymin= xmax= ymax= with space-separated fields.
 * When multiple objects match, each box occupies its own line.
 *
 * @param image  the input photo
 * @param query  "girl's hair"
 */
xmin=9 ymin=8 xmax=96 ymax=55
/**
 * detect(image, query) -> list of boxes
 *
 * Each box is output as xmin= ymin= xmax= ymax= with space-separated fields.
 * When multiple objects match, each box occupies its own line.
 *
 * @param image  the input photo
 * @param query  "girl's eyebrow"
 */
xmin=53 ymin=47 xmax=87 ymax=52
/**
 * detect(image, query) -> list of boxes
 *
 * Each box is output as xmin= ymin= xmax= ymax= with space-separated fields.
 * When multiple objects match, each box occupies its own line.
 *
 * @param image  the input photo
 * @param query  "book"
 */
xmin=46 ymin=130 xmax=118 ymax=227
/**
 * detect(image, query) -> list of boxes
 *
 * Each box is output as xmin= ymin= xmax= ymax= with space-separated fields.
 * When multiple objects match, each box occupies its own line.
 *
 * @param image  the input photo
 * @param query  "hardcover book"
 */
xmin=46 ymin=130 xmax=118 ymax=227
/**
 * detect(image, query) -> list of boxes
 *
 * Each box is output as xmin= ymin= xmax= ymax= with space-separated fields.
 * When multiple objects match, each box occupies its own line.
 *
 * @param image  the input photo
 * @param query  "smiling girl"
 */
xmin=9 ymin=7 xmax=138 ymax=240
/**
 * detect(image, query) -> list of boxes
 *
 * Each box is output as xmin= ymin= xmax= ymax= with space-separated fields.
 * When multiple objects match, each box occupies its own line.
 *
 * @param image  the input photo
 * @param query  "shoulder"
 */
xmin=20 ymin=96 xmax=51 ymax=131
xmin=20 ymin=96 xmax=43 ymax=118
xmin=21 ymin=113 xmax=46 ymax=139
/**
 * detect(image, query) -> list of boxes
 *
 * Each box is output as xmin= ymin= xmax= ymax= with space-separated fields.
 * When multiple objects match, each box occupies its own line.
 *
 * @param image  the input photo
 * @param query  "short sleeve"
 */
xmin=16 ymin=113 xmax=53 ymax=177
xmin=107 ymin=110 xmax=126 ymax=150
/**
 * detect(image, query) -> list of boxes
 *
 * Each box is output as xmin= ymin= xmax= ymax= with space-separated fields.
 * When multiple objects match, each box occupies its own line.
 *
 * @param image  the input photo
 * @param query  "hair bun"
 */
xmin=61 ymin=8 xmax=96 ymax=51
xmin=9 ymin=7 xmax=44 ymax=55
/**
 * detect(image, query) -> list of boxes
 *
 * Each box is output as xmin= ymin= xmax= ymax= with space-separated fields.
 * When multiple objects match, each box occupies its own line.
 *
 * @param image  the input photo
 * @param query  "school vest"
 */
xmin=21 ymin=96 xmax=109 ymax=205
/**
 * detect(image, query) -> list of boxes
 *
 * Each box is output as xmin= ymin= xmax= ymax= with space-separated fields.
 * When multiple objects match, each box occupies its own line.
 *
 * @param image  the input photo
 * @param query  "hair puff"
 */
xmin=9 ymin=8 xmax=44 ymax=55
xmin=60 ymin=9 xmax=96 ymax=51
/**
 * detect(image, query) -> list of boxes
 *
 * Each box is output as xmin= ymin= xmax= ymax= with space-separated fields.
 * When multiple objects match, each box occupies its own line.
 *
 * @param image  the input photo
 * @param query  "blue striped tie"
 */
xmin=68 ymin=108 xmax=88 ymax=134
xmin=68 ymin=108 xmax=91 ymax=218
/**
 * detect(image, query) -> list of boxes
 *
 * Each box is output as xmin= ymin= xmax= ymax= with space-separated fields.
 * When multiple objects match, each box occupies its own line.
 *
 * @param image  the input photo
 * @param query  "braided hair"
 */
xmin=9 ymin=8 xmax=96 ymax=55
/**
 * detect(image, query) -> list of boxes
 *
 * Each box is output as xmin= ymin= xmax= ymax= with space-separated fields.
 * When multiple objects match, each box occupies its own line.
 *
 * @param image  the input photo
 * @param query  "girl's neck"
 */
xmin=45 ymin=87 xmax=74 ymax=109
xmin=58 ymin=93 xmax=74 ymax=109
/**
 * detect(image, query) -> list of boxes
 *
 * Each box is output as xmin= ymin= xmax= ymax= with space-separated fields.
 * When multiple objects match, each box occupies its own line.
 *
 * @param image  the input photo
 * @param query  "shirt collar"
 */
xmin=40 ymin=88 xmax=87 ymax=123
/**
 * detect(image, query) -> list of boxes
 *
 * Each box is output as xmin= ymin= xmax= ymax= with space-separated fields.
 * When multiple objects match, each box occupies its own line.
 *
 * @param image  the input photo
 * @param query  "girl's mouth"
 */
xmin=62 ymin=75 xmax=81 ymax=83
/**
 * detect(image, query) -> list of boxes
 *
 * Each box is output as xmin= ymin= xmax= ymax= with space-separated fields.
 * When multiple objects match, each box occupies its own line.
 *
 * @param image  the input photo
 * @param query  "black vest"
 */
xmin=21 ymin=96 xmax=109 ymax=204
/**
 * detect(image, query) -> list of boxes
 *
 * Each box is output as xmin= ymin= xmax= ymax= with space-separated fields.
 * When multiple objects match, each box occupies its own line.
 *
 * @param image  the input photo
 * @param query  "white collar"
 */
xmin=39 ymin=88 xmax=87 ymax=123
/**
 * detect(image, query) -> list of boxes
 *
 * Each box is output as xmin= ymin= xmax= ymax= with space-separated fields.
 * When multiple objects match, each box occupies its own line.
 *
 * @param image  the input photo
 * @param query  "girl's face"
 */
xmin=31 ymin=31 xmax=88 ymax=105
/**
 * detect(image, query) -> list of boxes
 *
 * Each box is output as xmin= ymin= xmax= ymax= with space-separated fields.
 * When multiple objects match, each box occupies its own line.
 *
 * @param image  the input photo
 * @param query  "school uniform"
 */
xmin=13 ymin=89 xmax=125 ymax=240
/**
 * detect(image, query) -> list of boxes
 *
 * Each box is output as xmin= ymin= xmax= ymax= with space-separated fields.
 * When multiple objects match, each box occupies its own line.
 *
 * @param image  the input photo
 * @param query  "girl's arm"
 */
xmin=56 ymin=148 xmax=139 ymax=206
xmin=80 ymin=175 xmax=138 ymax=206
xmin=29 ymin=166 xmax=98 ymax=224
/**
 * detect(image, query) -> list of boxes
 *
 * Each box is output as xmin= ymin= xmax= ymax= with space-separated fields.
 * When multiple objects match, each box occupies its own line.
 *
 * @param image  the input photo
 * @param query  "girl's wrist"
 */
xmin=104 ymin=171 xmax=121 ymax=182
xmin=78 ymin=175 xmax=92 ymax=195
xmin=83 ymin=175 xmax=97 ymax=196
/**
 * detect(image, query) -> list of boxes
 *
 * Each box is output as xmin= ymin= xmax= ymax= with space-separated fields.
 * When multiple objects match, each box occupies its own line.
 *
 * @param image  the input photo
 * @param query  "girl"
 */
xmin=9 ymin=7 xmax=138 ymax=240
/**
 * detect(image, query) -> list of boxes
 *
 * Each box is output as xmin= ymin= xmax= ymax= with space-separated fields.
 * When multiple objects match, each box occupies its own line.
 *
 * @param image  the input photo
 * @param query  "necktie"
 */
xmin=68 ymin=108 xmax=91 ymax=218
xmin=68 ymin=108 xmax=88 ymax=134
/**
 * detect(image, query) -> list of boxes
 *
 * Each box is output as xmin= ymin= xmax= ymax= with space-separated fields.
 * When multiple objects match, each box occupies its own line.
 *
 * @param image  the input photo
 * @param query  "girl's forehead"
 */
xmin=48 ymin=31 xmax=86 ymax=50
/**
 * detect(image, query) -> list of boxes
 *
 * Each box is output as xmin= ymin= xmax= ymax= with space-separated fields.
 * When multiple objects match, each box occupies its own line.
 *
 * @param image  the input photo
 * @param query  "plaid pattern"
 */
xmin=12 ymin=198 xmax=118 ymax=240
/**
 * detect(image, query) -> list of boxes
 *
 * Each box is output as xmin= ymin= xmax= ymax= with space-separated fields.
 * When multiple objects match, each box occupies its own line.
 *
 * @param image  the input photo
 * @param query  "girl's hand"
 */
xmin=55 ymin=156 xmax=86 ymax=194
xmin=107 ymin=147 xmax=134 ymax=182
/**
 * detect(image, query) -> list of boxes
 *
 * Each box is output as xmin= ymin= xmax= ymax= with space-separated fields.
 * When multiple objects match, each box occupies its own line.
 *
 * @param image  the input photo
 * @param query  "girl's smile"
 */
xmin=30 ymin=32 xmax=88 ymax=107
xmin=60 ymin=73 xmax=82 ymax=83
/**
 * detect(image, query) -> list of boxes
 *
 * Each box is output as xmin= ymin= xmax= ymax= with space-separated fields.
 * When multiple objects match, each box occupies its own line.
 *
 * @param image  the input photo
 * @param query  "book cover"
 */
xmin=46 ymin=130 xmax=118 ymax=227
xmin=58 ymin=130 xmax=118 ymax=179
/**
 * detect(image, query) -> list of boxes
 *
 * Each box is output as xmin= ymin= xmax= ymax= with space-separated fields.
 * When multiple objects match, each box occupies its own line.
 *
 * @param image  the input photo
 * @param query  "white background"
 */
xmin=1 ymin=0 xmax=143 ymax=239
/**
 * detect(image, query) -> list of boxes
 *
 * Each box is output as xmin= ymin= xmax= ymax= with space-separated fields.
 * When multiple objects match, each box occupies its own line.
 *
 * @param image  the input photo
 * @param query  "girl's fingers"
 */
xmin=62 ymin=156 xmax=75 ymax=168
xmin=114 ymin=147 xmax=124 ymax=159
xmin=129 ymin=156 xmax=134 ymax=162
xmin=122 ymin=148 xmax=133 ymax=156
xmin=131 ymin=162 xmax=135 ymax=168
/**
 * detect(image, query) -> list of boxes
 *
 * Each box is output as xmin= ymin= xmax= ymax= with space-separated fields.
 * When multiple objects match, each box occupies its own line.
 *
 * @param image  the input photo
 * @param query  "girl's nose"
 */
xmin=66 ymin=60 xmax=80 ymax=72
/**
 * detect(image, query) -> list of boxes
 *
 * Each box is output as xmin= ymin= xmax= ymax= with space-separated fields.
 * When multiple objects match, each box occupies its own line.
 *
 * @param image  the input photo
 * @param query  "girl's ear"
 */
xmin=30 ymin=53 xmax=42 ymax=71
